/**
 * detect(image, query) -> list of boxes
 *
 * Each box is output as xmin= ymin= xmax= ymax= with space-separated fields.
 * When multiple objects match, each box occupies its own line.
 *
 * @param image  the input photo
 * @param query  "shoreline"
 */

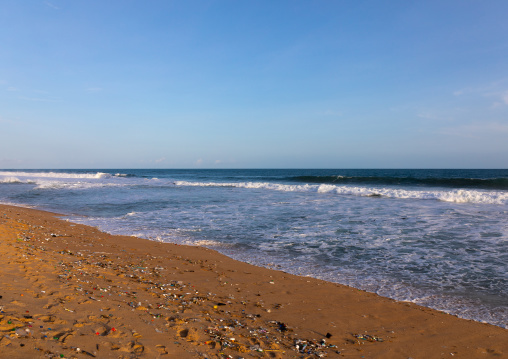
xmin=0 ymin=204 xmax=507 ymax=358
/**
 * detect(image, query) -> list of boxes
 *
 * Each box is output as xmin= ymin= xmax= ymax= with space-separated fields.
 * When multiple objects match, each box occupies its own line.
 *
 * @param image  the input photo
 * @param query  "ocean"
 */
xmin=1 ymin=169 xmax=507 ymax=328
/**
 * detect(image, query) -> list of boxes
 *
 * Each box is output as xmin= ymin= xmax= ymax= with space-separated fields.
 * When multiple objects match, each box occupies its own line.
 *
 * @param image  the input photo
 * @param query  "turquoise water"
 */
xmin=1 ymin=169 xmax=507 ymax=327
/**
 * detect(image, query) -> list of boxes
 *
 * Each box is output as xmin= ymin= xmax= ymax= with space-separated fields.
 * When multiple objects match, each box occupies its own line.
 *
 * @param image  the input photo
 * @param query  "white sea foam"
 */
xmin=4 ymin=173 xmax=505 ymax=204
xmin=0 ymin=177 xmax=36 ymax=184
xmin=0 ymin=200 xmax=35 ymax=208
xmin=0 ymin=171 xmax=134 ymax=190
xmin=189 ymin=239 xmax=225 ymax=247
xmin=34 ymin=181 xmax=122 ymax=190
xmin=0 ymin=171 xmax=111 ymax=179
xmin=174 ymin=181 xmax=508 ymax=205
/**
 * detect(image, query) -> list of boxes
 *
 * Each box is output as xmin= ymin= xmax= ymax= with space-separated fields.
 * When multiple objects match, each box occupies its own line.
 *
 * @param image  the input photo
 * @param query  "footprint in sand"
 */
xmin=477 ymin=347 xmax=503 ymax=356
xmin=0 ymin=320 xmax=23 ymax=332
xmin=54 ymin=329 xmax=75 ymax=343
xmin=177 ymin=327 xmax=200 ymax=342
xmin=92 ymin=324 xmax=112 ymax=336
xmin=9 ymin=300 xmax=25 ymax=307
xmin=35 ymin=314 xmax=66 ymax=324
xmin=250 ymin=337 xmax=261 ymax=345
xmin=207 ymin=341 xmax=217 ymax=349
xmin=29 ymin=276 xmax=41 ymax=283
xmin=43 ymin=302 xmax=56 ymax=309
xmin=36 ymin=315 xmax=55 ymax=323
xmin=155 ymin=345 xmax=168 ymax=355
xmin=108 ymin=328 xmax=126 ymax=338
xmin=120 ymin=341 xmax=144 ymax=354
xmin=131 ymin=343 xmax=144 ymax=354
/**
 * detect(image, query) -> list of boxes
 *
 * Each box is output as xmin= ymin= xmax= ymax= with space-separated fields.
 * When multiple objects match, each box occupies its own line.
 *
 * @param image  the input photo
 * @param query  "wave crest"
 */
xmin=288 ymin=174 xmax=508 ymax=190
xmin=0 ymin=177 xmax=35 ymax=184
xmin=0 ymin=171 xmax=111 ymax=179
xmin=174 ymin=181 xmax=508 ymax=205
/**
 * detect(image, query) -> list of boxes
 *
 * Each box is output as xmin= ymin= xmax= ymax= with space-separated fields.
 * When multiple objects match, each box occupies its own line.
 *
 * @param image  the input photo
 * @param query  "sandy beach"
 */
xmin=0 ymin=204 xmax=506 ymax=358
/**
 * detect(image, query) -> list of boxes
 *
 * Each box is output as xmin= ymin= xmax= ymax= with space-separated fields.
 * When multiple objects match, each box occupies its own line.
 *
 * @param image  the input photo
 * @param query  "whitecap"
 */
xmin=173 ymin=181 xmax=508 ymax=205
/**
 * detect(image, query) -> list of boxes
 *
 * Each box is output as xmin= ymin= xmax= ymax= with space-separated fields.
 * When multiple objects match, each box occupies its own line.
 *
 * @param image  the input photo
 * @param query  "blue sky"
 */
xmin=1 ymin=0 xmax=508 ymax=168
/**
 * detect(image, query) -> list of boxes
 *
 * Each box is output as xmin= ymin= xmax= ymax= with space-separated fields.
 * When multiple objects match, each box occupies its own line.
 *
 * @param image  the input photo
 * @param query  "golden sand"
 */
xmin=0 ymin=204 xmax=506 ymax=358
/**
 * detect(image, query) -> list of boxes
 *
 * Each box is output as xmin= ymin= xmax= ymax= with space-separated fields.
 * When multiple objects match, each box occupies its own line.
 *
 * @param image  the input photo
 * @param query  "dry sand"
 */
xmin=0 ymin=204 xmax=506 ymax=358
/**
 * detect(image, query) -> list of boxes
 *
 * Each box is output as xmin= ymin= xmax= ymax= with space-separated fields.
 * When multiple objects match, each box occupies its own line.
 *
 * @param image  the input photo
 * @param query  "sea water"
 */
xmin=1 ymin=169 xmax=507 ymax=327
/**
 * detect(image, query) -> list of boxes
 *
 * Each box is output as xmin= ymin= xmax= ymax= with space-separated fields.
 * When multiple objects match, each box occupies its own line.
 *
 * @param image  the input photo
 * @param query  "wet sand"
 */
xmin=0 ymin=204 xmax=506 ymax=358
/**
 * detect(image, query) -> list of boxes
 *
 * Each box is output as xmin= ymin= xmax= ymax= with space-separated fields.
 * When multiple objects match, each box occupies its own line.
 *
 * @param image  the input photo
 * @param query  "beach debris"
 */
xmin=0 ymin=212 xmax=350 ymax=359
xmin=294 ymin=338 xmax=333 ymax=357
xmin=15 ymin=328 xmax=29 ymax=337
xmin=353 ymin=333 xmax=384 ymax=342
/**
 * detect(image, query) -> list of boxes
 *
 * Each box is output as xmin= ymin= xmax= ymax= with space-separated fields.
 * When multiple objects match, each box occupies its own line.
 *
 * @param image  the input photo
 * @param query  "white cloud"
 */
xmin=86 ymin=87 xmax=103 ymax=93
xmin=453 ymin=88 xmax=472 ymax=96
xmin=417 ymin=111 xmax=441 ymax=120
xmin=502 ymin=91 xmax=508 ymax=105
xmin=195 ymin=159 xmax=204 ymax=166
xmin=416 ymin=107 xmax=466 ymax=122
xmin=7 ymin=87 xmax=19 ymax=92
xmin=154 ymin=157 xmax=166 ymax=163
xmin=0 ymin=116 xmax=16 ymax=124
xmin=319 ymin=110 xmax=343 ymax=117
xmin=44 ymin=2 xmax=60 ymax=10
xmin=453 ymin=81 xmax=508 ymax=106
xmin=18 ymin=96 xmax=59 ymax=102
xmin=485 ymin=90 xmax=508 ymax=106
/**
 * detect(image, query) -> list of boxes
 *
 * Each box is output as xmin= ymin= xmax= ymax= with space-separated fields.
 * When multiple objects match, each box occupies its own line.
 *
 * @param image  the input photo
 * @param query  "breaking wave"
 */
xmin=0 ymin=177 xmax=36 ymax=184
xmin=287 ymin=175 xmax=508 ymax=190
xmin=0 ymin=171 xmax=112 ymax=179
xmin=174 ymin=181 xmax=508 ymax=204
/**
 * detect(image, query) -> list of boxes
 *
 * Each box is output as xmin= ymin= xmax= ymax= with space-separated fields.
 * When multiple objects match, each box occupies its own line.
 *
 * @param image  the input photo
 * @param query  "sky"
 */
xmin=1 ymin=0 xmax=508 ymax=169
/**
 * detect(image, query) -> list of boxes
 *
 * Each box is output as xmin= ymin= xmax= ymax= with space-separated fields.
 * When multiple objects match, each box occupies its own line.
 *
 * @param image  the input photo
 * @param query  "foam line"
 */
xmin=174 ymin=181 xmax=508 ymax=205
